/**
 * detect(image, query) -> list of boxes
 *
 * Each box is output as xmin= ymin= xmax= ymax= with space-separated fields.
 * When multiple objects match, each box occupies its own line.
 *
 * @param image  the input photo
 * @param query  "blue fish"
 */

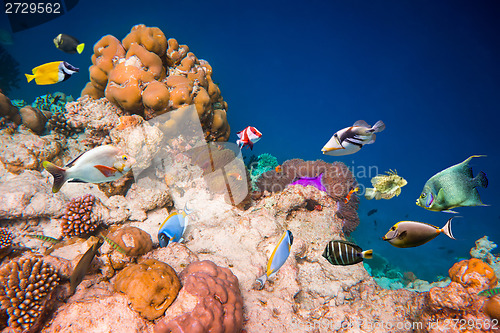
xmin=256 ymin=230 xmax=293 ymax=289
xmin=158 ymin=204 xmax=192 ymax=247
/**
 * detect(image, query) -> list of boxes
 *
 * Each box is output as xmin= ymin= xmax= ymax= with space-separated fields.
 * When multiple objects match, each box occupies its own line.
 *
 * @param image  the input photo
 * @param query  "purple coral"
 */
xmin=61 ymin=194 xmax=99 ymax=237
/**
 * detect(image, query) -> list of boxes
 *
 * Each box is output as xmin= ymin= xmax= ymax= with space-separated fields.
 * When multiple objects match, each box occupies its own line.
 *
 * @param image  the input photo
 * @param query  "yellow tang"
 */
xmin=25 ymin=61 xmax=79 ymax=85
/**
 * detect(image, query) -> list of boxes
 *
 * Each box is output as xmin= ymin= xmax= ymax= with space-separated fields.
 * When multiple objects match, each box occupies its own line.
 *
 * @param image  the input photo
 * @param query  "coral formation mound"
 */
xmin=61 ymin=194 xmax=100 ymax=237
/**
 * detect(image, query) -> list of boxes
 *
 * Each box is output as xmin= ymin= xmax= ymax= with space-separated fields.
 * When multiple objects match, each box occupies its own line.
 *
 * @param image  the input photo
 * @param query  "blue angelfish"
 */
xmin=158 ymin=204 xmax=192 ymax=247
xmin=256 ymin=230 xmax=293 ymax=289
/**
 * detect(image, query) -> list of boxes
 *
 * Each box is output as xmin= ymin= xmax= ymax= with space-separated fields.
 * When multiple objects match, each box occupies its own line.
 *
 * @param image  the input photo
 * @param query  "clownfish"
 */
xmin=322 ymin=120 xmax=385 ymax=156
xmin=25 ymin=61 xmax=79 ymax=85
xmin=236 ymin=126 xmax=262 ymax=150
xmin=275 ymin=165 xmax=282 ymax=173
xmin=344 ymin=187 xmax=359 ymax=203
xmin=256 ymin=230 xmax=293 ymax=289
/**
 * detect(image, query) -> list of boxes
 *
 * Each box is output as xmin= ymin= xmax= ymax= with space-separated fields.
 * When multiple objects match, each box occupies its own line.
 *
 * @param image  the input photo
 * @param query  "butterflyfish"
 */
xmin=256 ymin=230 xmax=293 ymax=289
xmin=25 ymin=61 xmax=79 ymax=85
xmin=382 ymin=217 xmax=456 ymax=248
xmin=322 ymin=240 xmax=372 ymax=266
xmin=237 ymin=126 xmax=262 ymax=150
xmin=53 ymin=33 xmax=85 ymax=54
xmin=158 ymin=203 xmax=192 ymax=247
xmin=322 ymin=120 xmax=385 ymax=156
xmin=43 ymin=145 xmax=135 ymax=193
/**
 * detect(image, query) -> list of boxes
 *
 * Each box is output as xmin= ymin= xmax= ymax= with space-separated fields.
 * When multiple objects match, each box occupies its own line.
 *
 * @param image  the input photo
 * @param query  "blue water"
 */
xmin=1 ymin=0 xmax=499 ymax=281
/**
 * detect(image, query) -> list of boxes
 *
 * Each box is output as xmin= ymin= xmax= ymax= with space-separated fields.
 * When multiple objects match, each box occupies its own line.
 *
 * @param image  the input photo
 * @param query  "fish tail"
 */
xmin=362 ymin=249 xmax=373 ymax=259
xmin=25 ymin=73 xmax=35 ymax=82
xmin=236 ymin=139 xmax=243 ymax=149
xmin=441 ymin=217 xmax=456 ymax=240
xmin=370 ymin=120 xmax=385 ymax=133
xmin=76 ymin=43 xmax=85 ymax=54
xmin=42 ymin=161 xmax=67 ymax=193
xmin=255 ymin=274 xmax=268 ymax=290
xmin=475 ymin=170 xmax=488 ymax=188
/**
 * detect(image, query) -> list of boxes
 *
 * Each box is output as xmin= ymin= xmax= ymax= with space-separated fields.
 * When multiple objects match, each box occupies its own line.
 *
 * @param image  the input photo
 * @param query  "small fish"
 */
xmin=344 ymin=187 xmax=359 ymax=203
xmin=322 ymin=120 xmax=385 ymax=156
xmin=256 ymin=230 xmax=293 ymax=289
xmin=382 ymin=217 xmax=456 ymax=248
xmin=25 ymin=61 xmax=79 ymax=85
xmin=478 ymin=288 xmax=500 ymax=297
xmin=158 ymin=204 xmax=192 ymax=247
xmin=237 ymin=126 xmax=262 ymax=150
xmin=100 ymin=234 xmax=127 ymax=255
xmin=27 ymin=234 xmax=61 ymax=244
xmin=70 ymin=238 xmax=103 ymax=294
xmin=43 ymin=145 xmax=135 ymax=193
xmin=416 ymin=155 xmax=488 ymax=213
xmin=228 ymin=172 xmax=242 ymax=180
xmin=275 ymin=165 xmax=282 ymax=173
xmin=322 ymin=240 xmax=373 ymax=266
xmin=53 ymin=33 xmax=85 ymax=54
xmin=367 ymin=209 xmax=378 ymax=216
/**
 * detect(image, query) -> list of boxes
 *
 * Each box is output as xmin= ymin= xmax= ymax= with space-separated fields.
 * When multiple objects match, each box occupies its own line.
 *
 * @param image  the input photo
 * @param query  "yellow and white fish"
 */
xmin=322 ymin=120 xmax=385 ymax=156
xmin=25 ymin=61 xmax=79 ymax=85
xmin=256 ymin=230 xmax=293 ymax=289
xmin=382 ymin=217 xmax=456 ymax=248
xmin=43 ymin=145 xmax=135 ymax=193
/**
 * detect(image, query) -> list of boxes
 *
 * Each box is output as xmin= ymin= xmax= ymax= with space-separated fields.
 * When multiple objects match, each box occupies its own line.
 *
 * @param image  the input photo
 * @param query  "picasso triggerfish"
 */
xmin=382 ymin=217 xmax=456 ymax=248
xmin=256 ymin=230 xmax=293 ymax=289
xmin=322 ymin=120 xmax=385 ymax=156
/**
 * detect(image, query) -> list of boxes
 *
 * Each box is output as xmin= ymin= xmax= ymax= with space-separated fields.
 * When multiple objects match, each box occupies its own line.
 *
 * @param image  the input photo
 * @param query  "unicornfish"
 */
xmin=25 ymin=61 xmax=79 ymax=85
xmin=416 ymin=155 xmax=488 ymax=213
xmin=322 ymin=120 xmax=385 ymax=156
xmin=158 ymin=203 xmax=192 ymax=247
xmin=43 ymin=145 xmax=135 ymax=193
xmin=382 ymin=217 xmax=456 ymax=248
xmin=322 ymin=240 xmax=372 ymax=266
xmin=256 ymin=230 xmax=293 ymax=289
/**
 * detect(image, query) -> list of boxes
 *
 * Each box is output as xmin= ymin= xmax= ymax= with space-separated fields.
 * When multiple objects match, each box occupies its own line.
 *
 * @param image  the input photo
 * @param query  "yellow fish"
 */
xmin=25 ymin=61 xmax=79 ymax=85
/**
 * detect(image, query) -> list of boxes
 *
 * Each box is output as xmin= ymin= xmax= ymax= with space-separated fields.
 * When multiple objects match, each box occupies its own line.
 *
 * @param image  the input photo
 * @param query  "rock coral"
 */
xmin=0 ymin=257 xmax=60 ymax=331
xmin=0 ymin=228 xmax=14 ymax=250
xmin=155 ymin=260 xmax=243 ymax=333
xmin=114 ymin=259 xmax=180 ymax=320
xmin=107 ymin=226 xmax=152 ymax=257
xmin=61 ymin=194 xmax=100 ymax=237
xmin=19 ymin=106 xmax=47 ymax=134
xmin=449 ymin=258 xmax=498 ymax=293
xmin=82 ymin=24 xmax=230 ymax=141
xmin=365 ymin=169 xmax=407 ymax=200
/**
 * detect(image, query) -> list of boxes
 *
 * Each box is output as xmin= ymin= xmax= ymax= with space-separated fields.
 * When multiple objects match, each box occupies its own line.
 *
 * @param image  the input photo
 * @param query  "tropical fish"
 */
xmin=70 ymin=238 xmax=103 ymax=294
xmin=416 ymin=155 xmax=488 ymax=213
xmin=344 ymin=187 xmax=359 ymax=203
xmin=43 ymin=145 xmax=135 ymax=193
xmin=382 ymin=217 xmax=456 ymax=248
xmin=322 ymin=240 xmax=373 ymax=266
xmin=53 ymin=33 xmax=85 ymax=54
xmin=27 ymin=234 xmax=61 ymax=244
xmin=158 ymin=204 xmax=192 ymax=247
xmin=256 ymin=230 xmax=293 ymax=289
xmin=25 ymin=61 xmax=79 ymax=85
xmin=322 ymin=120 xmax=385 ymax=156
xmin=367 ymin=209 xmax=378 ymax=216
xmin=275 ymin=165 xmax=282 ymax=173
xmin=228 ymin=172 xmax=242 ymax=180
xmin=236 ymin=126 xmax=262 ymax=150
xmin=478 ymin=288 xmax=500 ymax=297
xmin=100 ymin=233 xmax=127 ymax=255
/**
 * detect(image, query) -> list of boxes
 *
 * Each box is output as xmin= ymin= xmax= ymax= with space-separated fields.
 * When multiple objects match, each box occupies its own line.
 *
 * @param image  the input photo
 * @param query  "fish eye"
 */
xmin=391 ymin=226 xmax=396 ymax=231
xmin=122 ymin=155 xmax=128 ymax=161
xmin=420 ymin=193 xmax=426 ymax=199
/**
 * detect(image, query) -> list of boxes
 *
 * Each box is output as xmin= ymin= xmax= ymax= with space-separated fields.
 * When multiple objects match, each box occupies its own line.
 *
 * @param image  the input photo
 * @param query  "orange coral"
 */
xmin=449 ymin=258 xmax=498 ymax=292
xmin=122 ymin=24 xmax=167 ymax=56
xmin=108 ymin=226 xmax=153 ymax=257
xmin=88 ymin=35 xmax=125 ymax=92
xmin=115 ymin=115 xmax=144 ymax=131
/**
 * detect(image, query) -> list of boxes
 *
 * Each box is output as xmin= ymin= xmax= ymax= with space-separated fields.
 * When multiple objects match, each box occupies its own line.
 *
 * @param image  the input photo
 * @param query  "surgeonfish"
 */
xmin=382 ymin=217 xmax=456 ymax=248
xmin=416 ymin=155 xmax=488 ymax=213
xmin=53 ymin=33 xmax=85 ymax=54
xmin=25 ymin=61 xmax=79 ymax=85
xmin=158 ymin=203 xmax=192 ymax=247
xmin=43 ymin=145 xmax=135 ymax=193
xmin=236 ymin=126 xmax=262 ymax=150
xmin=70 ymin=238 xmax=103 ymax=294
xmin=478 ymin=288 xmax=500 ymax=297
xmin=322 ymin=120 xmax=385 ymax=156
xmin=256 ymin=230 xmax=293 ymax=289
xmin=344 ymin=187 xmax=359 ymax=204
xmin=322 ymin=240 xmax=373 ymax=266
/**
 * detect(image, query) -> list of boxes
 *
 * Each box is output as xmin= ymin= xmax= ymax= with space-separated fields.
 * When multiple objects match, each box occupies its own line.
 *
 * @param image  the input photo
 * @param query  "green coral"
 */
xmin=248 ymin=153 xmax=279 ymax=190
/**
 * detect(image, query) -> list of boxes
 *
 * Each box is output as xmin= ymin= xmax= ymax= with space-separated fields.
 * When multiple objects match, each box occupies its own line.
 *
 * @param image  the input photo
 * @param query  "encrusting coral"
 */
xmin=0 ymin=257 xmax=60 ymax=331
xmin=154 ymin=260 xmax=243 ymax=333
xmin=107 ymin=226 xmax=153 ymax=257
xmin=114 ymin=259 xmax=180 ymax=320
xmin=81 ymin=24 xmax=230 ymax=142
xmin=448 ymin=258 xmax=498 ymax=292
xmin=61 ymin=194 xmax=100 ymax=238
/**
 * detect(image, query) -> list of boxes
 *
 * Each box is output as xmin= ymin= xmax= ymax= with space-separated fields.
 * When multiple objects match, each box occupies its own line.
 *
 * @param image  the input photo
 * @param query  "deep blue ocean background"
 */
xmin=1 ymin=0 xmax=499 ymax=281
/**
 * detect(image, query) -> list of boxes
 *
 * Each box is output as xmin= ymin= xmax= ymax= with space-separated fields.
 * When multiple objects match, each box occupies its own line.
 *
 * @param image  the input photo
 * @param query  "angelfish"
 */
xmin=382 ymin=217 xmax=456 ymax=248
xmin=158 ymin=203 xmax=192 ymax=247
xmin=416 ymin=155 xmax=488 ymax=213
xmin=43 ymin=145 xmax=135 ymax=193
xmin=322 ymin=120 xmax=385 ymax=156
xmin=256 ymin=230 xmax=293 ymax=289
xmin=53 ymin=33 xmax=85 ymax=54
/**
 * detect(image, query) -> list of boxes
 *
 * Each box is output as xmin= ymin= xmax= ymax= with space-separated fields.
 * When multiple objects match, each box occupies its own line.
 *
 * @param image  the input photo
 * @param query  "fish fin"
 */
xmin=353 ymin=120 xmax=370 ymax=127
xmin=441 ymin=217 xmax=457 ymax=240
xmin=94 ymin=165 xmax=118 ymax=177
xmin=249 ymin=141 xmax=254 ymax=150
xmin=65 ymin=151 xmax=86 ymax=167
xmin=365 ymin=133 xmax=376 ymax=144
xmin=370 ymin=120 xmax=385 ymax=133
xmin=25 ymin=73 xmax=35 ymax=82
xmin=362 ymin=249 xmax=373 ymax=259
xmin=236 ymin=139 xmax=243 ymax=149
xmin=255 ymin=274 xmax=267 ymax=290
xmin=437 ymin=188 xmax=446 ymax=203
xmin=68 ymin=179 xmax=87 ymax=183
xmin=442 ymin=210 xmax=459 ymax=213
xmin=474 ymin=171 xmax=488 ymax=188
xmin=42 ymin=161 xmax=67 ymax=193
xmin=76 ymin=43 xmax=85 ymax=54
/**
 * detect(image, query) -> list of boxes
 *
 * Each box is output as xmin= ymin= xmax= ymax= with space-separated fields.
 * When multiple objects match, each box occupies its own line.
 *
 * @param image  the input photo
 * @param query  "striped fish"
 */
xmin=478 ymin=288 xmax=500 ymax=297
xmin=27 ymin=234 xmax=61 ymax=244
xmin=100 ymin=234 xmax=127 ymax=255
xmin=322 ymin=240 xmax=373 ymax=266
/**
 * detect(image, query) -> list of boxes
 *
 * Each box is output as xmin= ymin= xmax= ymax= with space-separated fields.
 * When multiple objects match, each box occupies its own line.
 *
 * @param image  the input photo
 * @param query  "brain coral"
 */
xmin=449 ymin=258 xmax=498 ymax=292
xmin=82 ymin=24 xmax=229 ymax=142
xmin=154 ymin=260 xmax=243 ymax=333
xmin=61 ymin=194 xmax=100 ymax=237
xmin=114 ymin=259 xmax=180 ymax=320
xmin=0 ymin=257 xmax=59 ymax=331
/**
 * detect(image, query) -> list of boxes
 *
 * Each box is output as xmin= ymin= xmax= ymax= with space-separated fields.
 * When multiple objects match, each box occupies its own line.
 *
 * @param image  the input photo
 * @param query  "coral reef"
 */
xmin=82 ymin=24 xmax=230 ymax=141
xmin=470 ymin=236 xmax=500 ymax=282
xmin=61 ymin=194 xmax=101 ymax=238
xmin=0 ymin=228 xmax=14 ymax=250
xmin=0 ymin=91 xmax=21 ymax=129
xmin=107 ymin=226 xmax=153 ymax=257
xmin=248 ymin=153 xmax=279 ymax=190
xmin=154 ymin=260 xmax=243 ymax=333
xmin=0 ymin=45 xmax=21 ymax=94
xmin=0 ymin=257 xmax=59 ymax=331
xmin=114 ymin=259 xmax=180 ymax=320
xmin=18 ymin=105 xmax=47 ymax=134
xmin=365 ymin=169 xmax=407 ymax=200
xmin=449 ymin=258 xmax=497 ymax=293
